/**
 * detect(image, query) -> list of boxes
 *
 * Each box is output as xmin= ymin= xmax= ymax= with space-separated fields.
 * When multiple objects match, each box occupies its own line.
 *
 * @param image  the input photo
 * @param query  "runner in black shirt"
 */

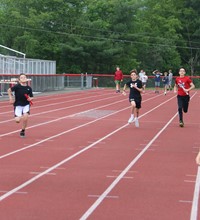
xmin=8 ymin=73 xmax=33 ymax=137
xmin=122 ymin=69 xmax=143 ymax=127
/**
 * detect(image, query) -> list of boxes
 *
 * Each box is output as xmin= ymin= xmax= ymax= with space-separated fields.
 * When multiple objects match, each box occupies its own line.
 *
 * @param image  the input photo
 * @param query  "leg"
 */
xmin=177 ymin=95 xmax=184 ymax=127
xmin=183 ymin=95 xmax=190 ymax=113
xmin=115 ymin=81 xmax=120 ymax=93
xmin=128 ymin=101 xmax=136 ymax=123
xmin=134 ymin=100 xmax=141 ymax=127
xmin=22 ymin=113 xmax=29 ymax=130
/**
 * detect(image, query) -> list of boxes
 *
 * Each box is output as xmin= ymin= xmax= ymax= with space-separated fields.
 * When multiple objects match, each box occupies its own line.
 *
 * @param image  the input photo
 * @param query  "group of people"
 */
xmin=114 ymin=66 xmax=195 ymax=128
xmin=114 ymin=66 xmax=198 ymax=164
xmin=152 ymin=69 xmax=173 ymax=95
xmin=7 ymin=69 xmax=198 ymax=165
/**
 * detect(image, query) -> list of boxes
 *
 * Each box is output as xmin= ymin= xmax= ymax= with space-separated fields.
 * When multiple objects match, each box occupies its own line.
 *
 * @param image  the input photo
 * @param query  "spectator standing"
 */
xmin=153 ymin=70 xmax=162 ymax=93
xmin=114 ymin=67 xmax=123 ymax=93
xmin=168 ymin=69 xmax=173 ymax=90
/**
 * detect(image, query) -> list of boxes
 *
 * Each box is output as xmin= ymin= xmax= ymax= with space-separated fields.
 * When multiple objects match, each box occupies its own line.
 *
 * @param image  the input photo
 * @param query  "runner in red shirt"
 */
xmin=114 ymin=67 xmax=123 ymax=93
xmin=174 ymin=67 xmax=195 ymax=127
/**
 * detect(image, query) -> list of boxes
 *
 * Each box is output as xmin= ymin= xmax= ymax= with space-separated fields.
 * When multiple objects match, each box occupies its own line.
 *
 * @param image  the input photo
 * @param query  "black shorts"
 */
xmin=129 ymin=97 xmax=142 ymax=109
xmin=177 ymin=95 xmax=190 ymax=113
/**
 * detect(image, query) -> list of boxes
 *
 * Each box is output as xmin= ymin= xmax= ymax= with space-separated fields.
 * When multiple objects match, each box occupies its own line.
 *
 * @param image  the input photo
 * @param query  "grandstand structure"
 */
xmin=0 ymin=44 xmax=65 ymax=93
xmin=0 ymin=44 xmax=56 ymax=74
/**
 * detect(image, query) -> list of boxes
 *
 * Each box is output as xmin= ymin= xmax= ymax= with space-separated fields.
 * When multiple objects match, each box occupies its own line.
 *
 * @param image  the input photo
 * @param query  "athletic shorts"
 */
xmin=155 ymin=81 xmax=160 ymax=87
xmin=115 ymin=80 xmax=121 ymax=85
xmin=177 ymin=95 xmax=190 ymax=113
xmin=14 ymin=105 xmax=30 ymax=117
xmin=129 ymin=98 xmax=141 ymax=109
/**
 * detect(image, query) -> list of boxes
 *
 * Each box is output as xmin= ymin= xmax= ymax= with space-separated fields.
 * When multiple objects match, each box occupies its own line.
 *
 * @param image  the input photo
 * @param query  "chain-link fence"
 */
xmin=0 ymin=74 xmax=199 ymax=95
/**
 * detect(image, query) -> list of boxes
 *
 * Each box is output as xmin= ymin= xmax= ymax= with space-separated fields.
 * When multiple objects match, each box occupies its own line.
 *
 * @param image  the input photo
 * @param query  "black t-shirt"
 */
xmin=11 ymin=83 xmax=33 ymax=106
xmin=126 ymin=79 xmax=142 ymax=100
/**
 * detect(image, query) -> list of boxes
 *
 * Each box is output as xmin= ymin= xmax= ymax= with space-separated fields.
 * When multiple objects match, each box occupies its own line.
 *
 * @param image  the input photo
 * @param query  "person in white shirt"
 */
xmin=141 ymin=72 xmax=148 ymax=93
xmin=168 ymin=69 xmax=173 ymax=91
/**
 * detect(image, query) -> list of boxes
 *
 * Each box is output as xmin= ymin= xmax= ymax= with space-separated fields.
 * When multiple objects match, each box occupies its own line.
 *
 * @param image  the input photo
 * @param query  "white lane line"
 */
xmin=106 ymin=176 xmax=133 ymax=179
xmin=180 ymin=200 xmax=192 ymax=203
xmin=79 ymin=111 xmax=179 ymax=220
xmin=0 ymin=92 xmax=115 ymax=116
xmin=0 ymin=95 xmax=122 ymax=125
xmin=0 ymin=190 xmax=27 ymax=194
xmin=79 ymin=92 xmax=198 ymax=220
xmin=190 ymin=166 xmax=200 ymax=220
xmin=88 ymin=195 xmax=119 ymax=199
xmin=0 ymin=95 xmax=174 ymax=158
xmin=0 ymin=92 xmax=164 ymax=135
xmin=0 ymin=96 xmax=177 ymax=202
xmin=30 ymin=172 xmax=56 ymax=176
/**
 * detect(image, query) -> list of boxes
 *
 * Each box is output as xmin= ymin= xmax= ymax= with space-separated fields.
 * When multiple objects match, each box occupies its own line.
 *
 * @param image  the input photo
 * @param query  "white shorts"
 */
xmin=14 ymin=105 xmax=30 ymax=117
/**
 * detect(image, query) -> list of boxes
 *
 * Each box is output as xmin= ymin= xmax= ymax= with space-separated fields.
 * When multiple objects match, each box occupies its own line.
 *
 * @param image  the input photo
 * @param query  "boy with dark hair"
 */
xmin=174 ymin=68 xmax=195 ymax=127
xmin=8 ymin=73 xmax=33 ymax=137
xmin=122 ymin=69 xmax=143 ymax=127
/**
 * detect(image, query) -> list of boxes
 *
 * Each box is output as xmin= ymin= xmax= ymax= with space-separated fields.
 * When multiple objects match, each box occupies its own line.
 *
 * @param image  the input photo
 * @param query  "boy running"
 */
xmin=174 ymin=67 xmax=195 ymax=127
xmin=123 ymin=69 xmax=143 ymax=127
xmin=8 ymin=73 xmax=33 ymax=137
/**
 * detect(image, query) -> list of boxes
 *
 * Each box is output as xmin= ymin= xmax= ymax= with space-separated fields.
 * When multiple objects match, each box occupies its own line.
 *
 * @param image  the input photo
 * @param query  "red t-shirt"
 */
xmin=114 ymin=70 xmax=123 ymax=81
xmin=175 ymin=76 xmax=192 ymax=96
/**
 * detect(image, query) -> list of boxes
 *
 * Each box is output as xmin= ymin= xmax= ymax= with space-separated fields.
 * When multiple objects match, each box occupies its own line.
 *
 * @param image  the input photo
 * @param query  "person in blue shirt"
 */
xmin=153 ymin=70 xmax=162 ymax=94
xmin=162 ymin=72 xmax=169 ymax=95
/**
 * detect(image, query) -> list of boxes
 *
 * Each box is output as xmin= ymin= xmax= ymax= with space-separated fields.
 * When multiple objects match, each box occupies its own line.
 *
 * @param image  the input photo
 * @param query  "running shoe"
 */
xmin=179 ymin=121 xmax=184 ymax=127
xmin=135 ymin=118 xmax=139 ymax=127
xmin=128 ymin=116 xmax=134 ymax=124
xmin=20 ymin=130 xmax=25 ymax=137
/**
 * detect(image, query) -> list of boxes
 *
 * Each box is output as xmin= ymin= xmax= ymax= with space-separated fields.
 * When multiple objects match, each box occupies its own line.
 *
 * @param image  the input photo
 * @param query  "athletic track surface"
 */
xmin=0 ymin=88 xmax=199 ymax=220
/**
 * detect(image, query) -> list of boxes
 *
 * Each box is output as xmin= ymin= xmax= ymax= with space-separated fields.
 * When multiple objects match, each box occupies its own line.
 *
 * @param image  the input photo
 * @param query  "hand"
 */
xmin=196 ymin=152 xmax=200 ymax=165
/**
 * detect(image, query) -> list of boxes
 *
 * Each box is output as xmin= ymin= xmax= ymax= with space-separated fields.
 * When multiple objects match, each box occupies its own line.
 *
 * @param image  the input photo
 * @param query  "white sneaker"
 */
xmin=128 ymin=116 xmax=134 ymax=124
xmin=135 ymin=118 xmax=139 ymax=127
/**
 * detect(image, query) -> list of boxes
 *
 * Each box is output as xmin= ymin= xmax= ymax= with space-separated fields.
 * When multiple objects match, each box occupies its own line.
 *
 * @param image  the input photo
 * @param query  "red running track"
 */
xmin=0 ymin=88 xmax=200 ymax=220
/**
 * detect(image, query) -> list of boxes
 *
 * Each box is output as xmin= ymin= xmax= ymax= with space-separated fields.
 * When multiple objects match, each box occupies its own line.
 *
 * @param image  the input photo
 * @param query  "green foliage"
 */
xmin=0 ymin=0 xmax=199 ymax=75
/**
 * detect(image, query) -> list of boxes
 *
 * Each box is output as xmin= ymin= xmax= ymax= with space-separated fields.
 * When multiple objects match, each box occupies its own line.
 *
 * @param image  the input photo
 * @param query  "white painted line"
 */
xmin=30 ymin=172 xmax=56 ymax=176
xmin=179 ymin=200 xmax=192 ymax=203
xmin=0 ymin=190 xmax=27 ymax=194
xmin=0 ymin=95 xmax=175 ymax=160
xmin=88 ymin=195 xmax=119 ymax=199
xmin=186 ymin=175 xmax=196 ymax=177
xmin=40 ymin=167 xmax=65 ymax=170
xmin=184 ymin=180 xmax=195 ymax=183
xmin=79 ymin=112 xmax=179 ymax=220
xmin=190 ymin=166 xmax=200 ymax=220
xmin=112 ymin=170 xmax=137 ymax=173
xmin=0 ymin=96 xmax=178 ymax=202
xmin=106 ymin=176 xmax=133 ymax=179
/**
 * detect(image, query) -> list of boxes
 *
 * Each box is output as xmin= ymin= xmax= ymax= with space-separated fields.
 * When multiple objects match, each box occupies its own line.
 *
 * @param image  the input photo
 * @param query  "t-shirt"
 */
xmin=175 ymin=76 xmax=192 ymax=96
xmin=114 ymin=70 xmax=123 ymax=81
xmin=126 ymin=79 xmax=142 ymax=100
xmin=154 ymin=73 xmax=162 ymax=82
xmin=11 ymin=83 xmax=33 ymax=106
xmin=162 ymin=76 xmax=169 ymax=85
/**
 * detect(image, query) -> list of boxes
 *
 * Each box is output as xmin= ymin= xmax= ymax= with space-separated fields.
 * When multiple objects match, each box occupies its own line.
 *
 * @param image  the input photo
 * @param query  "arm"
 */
xmin=196 ymin=150 xmax=200 ymax=165
xmin=174 ymin=82 xmax=178 ymax=93
xmin=122 ymin=84 xmax=127 ymax=95
xmin=7 ymin=88 xmax=14 ymax=104
xmin=133 ymin=85 xmax=143 ymax=93
xmin=186 ymin=82 xmax=195 ymax=92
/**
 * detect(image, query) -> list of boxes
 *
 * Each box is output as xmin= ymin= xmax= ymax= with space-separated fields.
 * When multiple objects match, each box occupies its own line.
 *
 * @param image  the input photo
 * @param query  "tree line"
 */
xmin=0 ymin=0 xmax=199 ymax=75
